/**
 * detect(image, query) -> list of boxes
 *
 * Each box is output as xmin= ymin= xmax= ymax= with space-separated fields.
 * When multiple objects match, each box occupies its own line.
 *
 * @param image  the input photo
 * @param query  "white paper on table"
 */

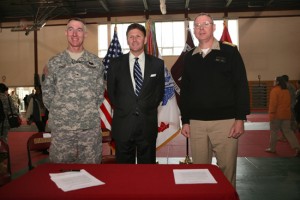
xmin=43 ymin=133 xmax=51 ymax=138
xmin=50 ymin=169 xmax=105 ymax=192
xmin=173 ymin=169 xmax=217 ymax=184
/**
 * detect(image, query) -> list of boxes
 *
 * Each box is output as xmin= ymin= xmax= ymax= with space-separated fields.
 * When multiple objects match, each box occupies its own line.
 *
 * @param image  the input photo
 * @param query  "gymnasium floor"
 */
xmin=7 ymin=113 xmax=300 ymax=200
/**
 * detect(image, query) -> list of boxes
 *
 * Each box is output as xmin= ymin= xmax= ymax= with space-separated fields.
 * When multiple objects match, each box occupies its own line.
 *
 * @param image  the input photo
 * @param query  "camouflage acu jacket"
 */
xmin=42 ymin=50 xmax=105 ymax=131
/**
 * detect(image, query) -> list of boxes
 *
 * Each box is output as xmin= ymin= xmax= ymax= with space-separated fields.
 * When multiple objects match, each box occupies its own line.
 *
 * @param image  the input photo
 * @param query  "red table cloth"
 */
xmin=0 ymin=163 xmax=239 ymax=200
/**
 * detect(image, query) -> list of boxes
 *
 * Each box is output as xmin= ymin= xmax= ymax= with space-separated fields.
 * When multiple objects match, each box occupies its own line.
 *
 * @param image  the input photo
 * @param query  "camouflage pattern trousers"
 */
xmin=49 ymin=126 xmax=102 ymax=164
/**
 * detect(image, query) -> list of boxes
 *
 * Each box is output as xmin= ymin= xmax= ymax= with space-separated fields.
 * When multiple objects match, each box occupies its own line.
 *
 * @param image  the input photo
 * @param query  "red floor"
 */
xmin=7 ymin=113 xmax=300 ymax=174
xmin=156 ymin=112 xmax=300 ymax=158
xmin=156 ymin=129 xmax=300 ymax=158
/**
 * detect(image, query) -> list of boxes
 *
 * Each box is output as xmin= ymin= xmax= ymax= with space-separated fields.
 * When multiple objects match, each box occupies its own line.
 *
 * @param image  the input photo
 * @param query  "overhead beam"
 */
xmin=266 ymin=0 xmax=275 ymax=7
xmin=225 ymin=0 xmax=233 ymax=8
xmin=142 ymin=0 xmax=148 ymax=10
xmin=99 ymin=0 xmax=110 ymax=12
xmin=185 ymin=0 xmax=190 ymax=9
xmin=248 ymin=1 xmax=265 ymax=8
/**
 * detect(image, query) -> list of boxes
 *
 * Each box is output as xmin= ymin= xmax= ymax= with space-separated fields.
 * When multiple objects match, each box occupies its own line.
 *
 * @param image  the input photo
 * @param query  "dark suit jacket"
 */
xmin=107 ymin=53 xmax=165 ymax=142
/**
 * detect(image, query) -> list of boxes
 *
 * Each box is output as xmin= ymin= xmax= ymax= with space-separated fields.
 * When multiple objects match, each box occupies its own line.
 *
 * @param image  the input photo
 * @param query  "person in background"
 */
xmin=282 ymin=75 xmax=297 ymax=132
xmin=179 ymin=13 xmax=250 ymax=187
xmin=42 ymin=17 xmax=105 ymax=164
xmin=277 ymin=75 xmax=297 ymax=142
xmin=295 ymin=80 xmax=300 ymax=130
xmin=23 ymin=89 xmax=35 ymax=112
xmin=0 ymin=83 xmax=19 ymax=142
xmin=23 ymin=94 xmax=29 ymax=111
xmin=10 ymin=90 xmax=20 ymax=113
xmin=25 ymin=86 xmax=48 ymax=132
xmin=27 ymin=89 xmax=35 ymax=103
xmin=107 ymin=23 xmax=165 ymax=164
xmin=265 ymin=76 xmax=300 ymax=157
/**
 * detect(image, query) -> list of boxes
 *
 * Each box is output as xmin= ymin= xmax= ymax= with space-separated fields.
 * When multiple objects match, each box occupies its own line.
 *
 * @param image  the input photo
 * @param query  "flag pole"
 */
xmin=169 ymin=19 xmax=194 ymax=164
xmin=181 ymin=22 xmax=192 ymax=164
xmin=179 ymin=137 xmax=192 ymax=164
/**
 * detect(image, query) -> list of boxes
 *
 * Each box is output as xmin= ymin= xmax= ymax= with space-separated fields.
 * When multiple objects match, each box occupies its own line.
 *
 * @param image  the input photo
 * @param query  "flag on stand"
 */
xmin=170 ymin=28 xmax=195 ymax=105
xmin=145 ymin=20 xmax=181 ymax=149
xmin=100 ymin=26 xmax=123 ymax=131
xmin=219 ymin=20 xmax=232 ymax=43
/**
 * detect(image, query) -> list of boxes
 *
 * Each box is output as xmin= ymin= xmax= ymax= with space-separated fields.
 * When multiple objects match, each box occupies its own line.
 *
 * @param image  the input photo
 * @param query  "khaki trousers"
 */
xmin=269 ymin=119 xmax=300 ymax=151
xmin=190 ymin=119 xmax=238 ymax=187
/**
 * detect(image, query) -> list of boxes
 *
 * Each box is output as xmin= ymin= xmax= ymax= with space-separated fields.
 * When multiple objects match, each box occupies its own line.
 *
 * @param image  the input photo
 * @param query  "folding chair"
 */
xmin=0 ymin=138 xmax=11 ymax=187
xmin=27 ymin=132 xmax=51 ymax=170
xmin=101 ymin=129 xmax=116 ymax=164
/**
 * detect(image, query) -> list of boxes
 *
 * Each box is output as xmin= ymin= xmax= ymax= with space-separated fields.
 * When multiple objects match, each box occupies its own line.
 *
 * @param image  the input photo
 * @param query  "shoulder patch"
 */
xmin=222 ymin=41 xmax=236 ymax=47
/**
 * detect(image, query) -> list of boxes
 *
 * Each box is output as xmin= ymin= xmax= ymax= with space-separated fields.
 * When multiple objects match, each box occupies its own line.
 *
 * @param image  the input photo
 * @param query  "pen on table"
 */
xmin=60 ymin=169 xmax=81 ymax=172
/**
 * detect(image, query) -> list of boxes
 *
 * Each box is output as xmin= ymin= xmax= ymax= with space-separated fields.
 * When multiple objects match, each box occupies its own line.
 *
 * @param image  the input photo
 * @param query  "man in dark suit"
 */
xmin=107 ymin=23 xmax=165 ymax=164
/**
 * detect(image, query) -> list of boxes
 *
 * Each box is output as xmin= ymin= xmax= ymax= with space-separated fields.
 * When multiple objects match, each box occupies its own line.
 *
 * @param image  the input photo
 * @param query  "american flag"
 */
xmin=100 ymin=26 xmax=123 ymax=130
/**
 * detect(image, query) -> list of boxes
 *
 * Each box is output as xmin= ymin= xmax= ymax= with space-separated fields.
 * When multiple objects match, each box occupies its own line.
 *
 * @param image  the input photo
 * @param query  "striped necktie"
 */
xmin=134 ymin=57 xmax=143 ymax=96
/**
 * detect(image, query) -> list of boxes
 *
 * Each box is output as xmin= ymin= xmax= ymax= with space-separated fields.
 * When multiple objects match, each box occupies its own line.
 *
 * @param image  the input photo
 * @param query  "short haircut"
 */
xmin=67 ymin=17 xmax=86 ymax=25
xmin=126 ymin=23 xmax=146 ymax=37
xmin=67 ymin=17 xmax=86 ymax=31
xmin=194 ymin=13 xmax=214 ymax=23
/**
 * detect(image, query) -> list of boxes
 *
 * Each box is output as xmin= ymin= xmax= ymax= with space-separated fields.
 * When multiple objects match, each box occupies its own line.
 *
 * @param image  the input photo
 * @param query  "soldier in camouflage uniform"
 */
xmin=42 ymin=18 xmax=105 ymax=164
xmin=0 ymin=83 xmax=19 ymax=142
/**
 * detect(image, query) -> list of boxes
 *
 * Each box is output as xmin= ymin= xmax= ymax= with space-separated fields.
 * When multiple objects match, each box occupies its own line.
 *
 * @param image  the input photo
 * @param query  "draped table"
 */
xmin=0 ymin=163 xmax=239 ymax=200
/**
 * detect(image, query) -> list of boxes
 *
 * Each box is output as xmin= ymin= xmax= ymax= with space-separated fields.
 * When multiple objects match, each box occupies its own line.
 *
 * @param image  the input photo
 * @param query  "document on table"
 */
xmin=173 ymin=169 xmax=217 ymax=184
xmin=50 ymin=169 xmax=105 ymax=192
xmin=43 ymin=132 xmax=51 ymax=138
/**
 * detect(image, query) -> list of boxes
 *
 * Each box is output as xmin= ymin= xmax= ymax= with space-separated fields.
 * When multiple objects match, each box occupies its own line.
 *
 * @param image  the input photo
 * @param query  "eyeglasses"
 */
xmin=194 ymin=21 xmax=213 ymax=29
xmin=67 ymin=27 xmax=85 ymax=34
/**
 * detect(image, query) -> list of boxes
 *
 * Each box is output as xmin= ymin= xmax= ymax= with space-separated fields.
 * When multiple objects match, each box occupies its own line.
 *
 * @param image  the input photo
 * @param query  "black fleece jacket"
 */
xmin=180 ymin=41 xmax=250 ymax=124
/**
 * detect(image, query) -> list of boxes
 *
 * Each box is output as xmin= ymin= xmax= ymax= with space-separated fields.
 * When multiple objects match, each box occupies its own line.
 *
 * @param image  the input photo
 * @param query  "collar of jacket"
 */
xmin=192 ymin=38 xmax=220 ymax=56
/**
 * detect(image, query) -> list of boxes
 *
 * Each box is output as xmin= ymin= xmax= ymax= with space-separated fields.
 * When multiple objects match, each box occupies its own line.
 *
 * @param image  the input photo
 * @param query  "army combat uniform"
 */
xmin=42 ymin=50 xmax=105 ymax=164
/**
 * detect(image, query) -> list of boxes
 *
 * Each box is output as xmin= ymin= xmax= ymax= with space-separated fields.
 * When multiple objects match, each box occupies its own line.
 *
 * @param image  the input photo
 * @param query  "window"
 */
xmin=189 ymin=20 xmax=239 ymax=48
xmin=98 ymin=25 xmax=108 ymax=58
xmin=155 ymin=22 xmax=185 ymax=56
xmin=98 ymin=19 xmax=238 ymax=58
xmin=98 ymin=23 xmax=145 ymax=57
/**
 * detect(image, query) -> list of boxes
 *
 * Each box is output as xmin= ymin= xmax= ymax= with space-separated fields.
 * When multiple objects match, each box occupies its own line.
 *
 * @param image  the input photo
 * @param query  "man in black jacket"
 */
xmin=107 ymin=23 xmax=165 ymax=164
xmin=180 ymin=13 xmax=250 ymax=187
